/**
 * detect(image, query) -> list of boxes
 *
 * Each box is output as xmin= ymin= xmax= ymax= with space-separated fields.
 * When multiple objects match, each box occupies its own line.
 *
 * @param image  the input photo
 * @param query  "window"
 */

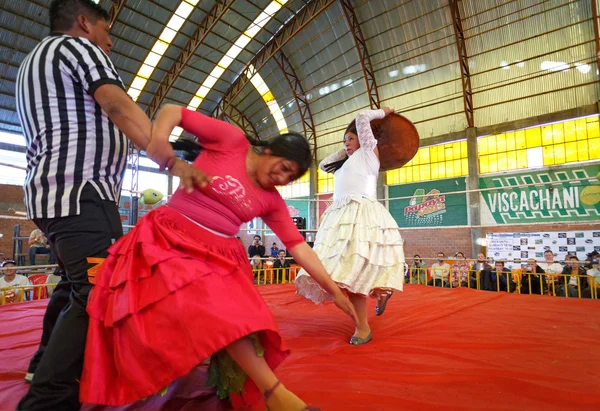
xmin=121 ymin=169 xmax=169 ymax=198
xmin=277 ymin=170 xmax=310 ymax=199
xmin=0 ymin=149 xmax=26 ymax=185
xmin=316 ymin=168 xmax=334 ymax=193
xmin=386 ymin=140 xmax=468 ymax=185
xmin=478 ymin=115 xmax=600 ymax=174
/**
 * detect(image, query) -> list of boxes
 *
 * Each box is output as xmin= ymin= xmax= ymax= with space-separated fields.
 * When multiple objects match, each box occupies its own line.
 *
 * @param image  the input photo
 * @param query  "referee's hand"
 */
xmin=168 ymin=159 xmax=211 ymax=194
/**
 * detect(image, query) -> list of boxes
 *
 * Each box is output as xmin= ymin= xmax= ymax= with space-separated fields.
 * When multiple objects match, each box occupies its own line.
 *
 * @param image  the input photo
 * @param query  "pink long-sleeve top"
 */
xmin=168 ymin=108 xmax=304 ymax=249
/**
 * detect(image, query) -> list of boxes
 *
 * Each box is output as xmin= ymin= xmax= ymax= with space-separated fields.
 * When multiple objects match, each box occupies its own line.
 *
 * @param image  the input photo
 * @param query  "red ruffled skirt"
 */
xmin=80 ymin=206 xmax=289 ymax=406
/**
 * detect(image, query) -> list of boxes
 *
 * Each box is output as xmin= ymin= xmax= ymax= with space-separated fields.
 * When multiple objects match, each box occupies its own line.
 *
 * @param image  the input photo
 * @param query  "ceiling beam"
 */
xmin=211 ymin=0 xmax=336 ymax=119
xmin=146 ymin=0 xmax=235 ymax=119
xmin=273 ymin=51 xmax=317 ymax=160
xmin=340 ymin=0 xmax=380 ymax=109
xmin=108 ymin=0 xmax=127 ymax=28
xmin=591 ymin=0 xmax=600 ymax=76
xmin=448 ymin=0 xmax=474 ymax=128
xmin=222 ymin=102 xmax=260 ymax=137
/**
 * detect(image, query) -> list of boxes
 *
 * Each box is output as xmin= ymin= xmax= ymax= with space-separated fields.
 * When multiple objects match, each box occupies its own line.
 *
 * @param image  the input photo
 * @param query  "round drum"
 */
xmin=370 ymin=113 xmax=420 ymax=171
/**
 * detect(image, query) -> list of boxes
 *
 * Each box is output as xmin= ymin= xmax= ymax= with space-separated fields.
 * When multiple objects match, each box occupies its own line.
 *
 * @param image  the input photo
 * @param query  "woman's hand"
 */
xmin=332 ymin=289 xmax=358 ymax=325
xmin=147 ymin=104 xmax=183 ymax=170
xmin=167 ymin=159 xmax=212 ymax=193
xmin=382 ymin=107 xmax=395 ymax=116
xmin=145 ymin=139 xmax=175 ymax=171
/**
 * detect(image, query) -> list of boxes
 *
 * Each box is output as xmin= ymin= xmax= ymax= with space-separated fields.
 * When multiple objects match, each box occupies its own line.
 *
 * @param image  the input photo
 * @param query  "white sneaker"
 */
xmin=24 ymin=373 xmax=34 ymax=383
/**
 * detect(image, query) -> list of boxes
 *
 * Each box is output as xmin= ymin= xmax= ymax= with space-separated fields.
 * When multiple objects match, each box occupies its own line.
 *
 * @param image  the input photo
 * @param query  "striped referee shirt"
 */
xmin=16 ymin=33 xmax=128 ymax=220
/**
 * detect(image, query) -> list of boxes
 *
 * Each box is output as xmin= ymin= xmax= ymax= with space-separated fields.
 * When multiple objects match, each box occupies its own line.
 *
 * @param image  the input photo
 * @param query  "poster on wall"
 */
xmin=246 ymin=217 xmax=260 ymax=235
xmin=266 ymin=196 xmax=310 ymax=237
xmin=480 ymin=164 xmax=600 ymax=225
xmin=388 ymin=178 xmax=468 ymax=227
xmin=486 ymin=230 xmax=600 ymax=269
xmin=317 ymin=193 xmax=333 ymax=226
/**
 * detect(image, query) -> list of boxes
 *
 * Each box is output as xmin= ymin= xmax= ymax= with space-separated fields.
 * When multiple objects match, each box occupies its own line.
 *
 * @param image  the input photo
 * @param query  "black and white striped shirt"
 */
xmin=16 ymin=33 xmax=128 ymax=220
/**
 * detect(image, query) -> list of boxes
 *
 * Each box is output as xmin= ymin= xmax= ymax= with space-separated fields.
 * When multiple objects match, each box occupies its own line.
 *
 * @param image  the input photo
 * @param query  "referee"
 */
xmin=16 ymin=1 xmax=208 ymax=409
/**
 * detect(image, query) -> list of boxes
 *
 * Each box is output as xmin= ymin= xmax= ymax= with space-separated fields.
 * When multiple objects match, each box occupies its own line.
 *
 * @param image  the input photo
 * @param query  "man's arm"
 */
xmin=93 ymin=84 xmax=152 ymax=151
xmin=28 ymin=230 xmax=40 ymax=246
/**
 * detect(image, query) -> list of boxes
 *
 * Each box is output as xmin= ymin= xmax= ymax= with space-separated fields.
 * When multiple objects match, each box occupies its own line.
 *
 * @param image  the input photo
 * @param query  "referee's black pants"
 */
xmin=18 ymin=184 xmax=123 ymax=411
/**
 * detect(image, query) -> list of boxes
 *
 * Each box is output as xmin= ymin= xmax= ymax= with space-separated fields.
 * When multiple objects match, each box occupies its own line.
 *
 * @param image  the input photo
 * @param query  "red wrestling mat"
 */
xmin=1 ymin=285 xmax=599 ymax=411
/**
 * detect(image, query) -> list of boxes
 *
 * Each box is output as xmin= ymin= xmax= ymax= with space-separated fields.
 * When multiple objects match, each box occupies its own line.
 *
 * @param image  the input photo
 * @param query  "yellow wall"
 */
xmin=386 ymin=140 xmax=468 ymax=185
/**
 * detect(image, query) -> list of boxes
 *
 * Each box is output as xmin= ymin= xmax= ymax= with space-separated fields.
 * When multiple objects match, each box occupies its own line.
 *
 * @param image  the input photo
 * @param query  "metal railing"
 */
xmin=2 ymin=268 xmax=598 ymax=306
xmin=406 ymin=267 xmax=599 ymax=299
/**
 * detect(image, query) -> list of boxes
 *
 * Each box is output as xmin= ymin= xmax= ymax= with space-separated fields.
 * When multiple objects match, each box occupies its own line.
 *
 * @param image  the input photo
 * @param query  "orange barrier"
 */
xmin=0 ymin=283 xmax=57 ymax=305
xmin=253 ymin=266 xmax=300 ymax=285
xmin=405 ymin=268 xmax=599 ymax=299
xmin=3 ymin=270 xmax=597 ymax=305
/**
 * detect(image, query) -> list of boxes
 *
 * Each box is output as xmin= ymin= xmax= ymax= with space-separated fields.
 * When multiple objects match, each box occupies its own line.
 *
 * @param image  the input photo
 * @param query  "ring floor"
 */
xmin=1 ymin=285 xmax=598 ymax=410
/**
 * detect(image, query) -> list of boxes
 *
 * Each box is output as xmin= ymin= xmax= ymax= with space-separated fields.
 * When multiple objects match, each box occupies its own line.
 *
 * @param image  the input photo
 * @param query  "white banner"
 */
xmin=486 ymin=230 xmax=599 ymax=269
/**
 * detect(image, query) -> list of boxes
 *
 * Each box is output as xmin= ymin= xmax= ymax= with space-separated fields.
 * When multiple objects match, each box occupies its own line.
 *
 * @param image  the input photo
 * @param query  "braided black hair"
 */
xmin=170 ymin=132 xmax=312 ymax=180
xmin=322 ymin=120 xmax=357 ymax=173
xmin=322 ymin=158 xmax=346 ymax=174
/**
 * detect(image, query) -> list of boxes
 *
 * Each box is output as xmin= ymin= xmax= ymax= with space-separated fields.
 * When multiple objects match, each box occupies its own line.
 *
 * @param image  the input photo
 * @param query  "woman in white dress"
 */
xmin=295 ymin=107 xmax=406 ymax=345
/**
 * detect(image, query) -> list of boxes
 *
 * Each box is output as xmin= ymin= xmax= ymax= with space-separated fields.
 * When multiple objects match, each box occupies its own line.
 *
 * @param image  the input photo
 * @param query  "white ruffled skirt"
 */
xmin=295 ymin=196 xmax=405 ymax=304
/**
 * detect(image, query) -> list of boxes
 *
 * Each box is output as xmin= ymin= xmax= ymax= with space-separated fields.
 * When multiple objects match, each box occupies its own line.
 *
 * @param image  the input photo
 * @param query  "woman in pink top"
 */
xmin=80 ymin=105 xmax=357 ymax=411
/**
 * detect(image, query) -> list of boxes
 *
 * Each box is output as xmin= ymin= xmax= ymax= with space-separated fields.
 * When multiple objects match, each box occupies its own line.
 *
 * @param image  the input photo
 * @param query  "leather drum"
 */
xmin=370 ymin=113 xmax=420 ymax=171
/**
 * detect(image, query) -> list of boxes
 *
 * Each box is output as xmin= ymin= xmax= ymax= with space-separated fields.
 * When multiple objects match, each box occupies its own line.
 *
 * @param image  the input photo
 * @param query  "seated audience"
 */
xmin=470 ymin=253 xmax=493 ymax=290
xmin=250 ymin=255 xmax=265 ymax=285
xmin=428 ymin=252 xmax=451 ymax=287
xmin=408 ymin=255 xmax=427 ymax=284
xmin=490 ymin=260 xmax=516 ymax=292
xmin=273 ymin=249 xmax=291 ymax=282
xmin=520 ymin=258 xmax=547 ymax=295
xmin=538 ymin=250 xmax=563 ymax=294
xmin=556 ymin=255 xmax=588 ymax=298
xmin=28 ymin=229 xmax=55 ymax=266
xmin=582 ymin=252 xmax=599 ymax=299
xmin=0 ymin=260 xmax=30 ymax=304
xmin=45 ymin=269 xmax=63 ymax=297
xmin=450 ymin=252 xmax=471 ymax=288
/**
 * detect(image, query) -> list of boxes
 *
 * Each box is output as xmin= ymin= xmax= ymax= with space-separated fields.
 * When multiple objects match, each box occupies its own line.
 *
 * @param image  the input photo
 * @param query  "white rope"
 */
xmin=290 ymin=176 xmax=598 ymax=202
xmin=0 ymin=264 xmax=57 ymax=272
xmin=0 ymin=162 xmax=26 ymax=170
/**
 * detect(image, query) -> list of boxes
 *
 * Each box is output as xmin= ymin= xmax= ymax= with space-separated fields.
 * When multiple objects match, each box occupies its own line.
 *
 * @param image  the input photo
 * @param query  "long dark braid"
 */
xmin=322 ymin=120 xmax=357 ymax=173
xmin=170 ymin=135 xmax=265 ymax=162
xmin=170 ymin=132 xmax=312 ymax=178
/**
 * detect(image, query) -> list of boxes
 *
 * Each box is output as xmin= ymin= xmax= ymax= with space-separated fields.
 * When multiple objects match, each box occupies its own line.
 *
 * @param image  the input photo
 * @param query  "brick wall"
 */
xmin=0 ymin=184 xmax=36 ymax=260
xmin=401 ymin=227 xmax=473 ymax=262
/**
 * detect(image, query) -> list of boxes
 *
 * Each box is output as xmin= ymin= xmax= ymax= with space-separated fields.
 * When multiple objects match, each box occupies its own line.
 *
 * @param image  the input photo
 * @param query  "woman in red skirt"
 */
xmin=79 ymin=104 xmax=357 ymax=410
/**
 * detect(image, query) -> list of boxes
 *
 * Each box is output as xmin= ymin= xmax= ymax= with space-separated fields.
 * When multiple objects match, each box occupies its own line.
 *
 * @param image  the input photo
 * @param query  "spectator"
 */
xmin=470 ymin=253 xmax=492 ymax=290
xmin=520 ymin=258 xmax=546 ymax=295
xmin=538 ymin=250 xmax=563 ymax=294
xmin=450 ymin=252 xmax=470 ymax=288
xmin=490 ymin=261 xmax=516 ymax=292
xmin=28 ymin=229 xmax=55 ymax=266
xmin=273 ymin=249 xmax=291 ymax=282
xmin=582 ymin=252 xmax=599 ymax=299
xmin=408 ymin=255 xmax=427 ymax=285
xmin=556 ymin=256 xmax=588 ymax=298
xmin=45 ymin=269 xmax=63 ymax=298
xmin=0 ymin=260 xmax=30 ymax=304
xmin=270 ymin=242 xmax=280 ymax=257
xmin=250 ymin=255 xmax=265 ymax=285
xmin=428 ymin=252 xmax=450 ymax=287
xmin=247 ymin=235 xmax=266 ymax=257
xmin=250 ymin=255 xmax=264 ymax=271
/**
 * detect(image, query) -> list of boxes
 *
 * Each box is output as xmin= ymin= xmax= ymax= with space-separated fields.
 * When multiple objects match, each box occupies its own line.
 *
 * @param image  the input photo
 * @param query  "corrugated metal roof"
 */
xmin=0 ymin=0 xmax=598 ymax=163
